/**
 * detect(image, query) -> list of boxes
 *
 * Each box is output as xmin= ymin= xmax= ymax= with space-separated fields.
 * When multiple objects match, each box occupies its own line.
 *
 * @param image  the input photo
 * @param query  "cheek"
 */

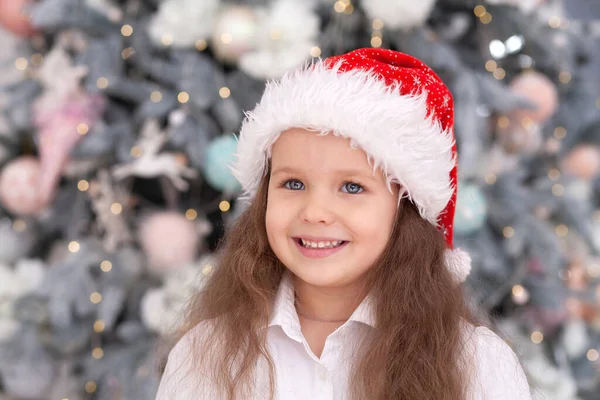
xmin=350 ymin=199 xmax=396 ymax=244
xmin=265 ymin=197 xmax=291 ymax=243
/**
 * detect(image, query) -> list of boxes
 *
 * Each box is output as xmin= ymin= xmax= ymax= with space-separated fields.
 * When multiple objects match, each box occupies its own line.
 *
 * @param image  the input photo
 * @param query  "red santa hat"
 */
xmin=231 ymin=48 xmax=471 ymax=283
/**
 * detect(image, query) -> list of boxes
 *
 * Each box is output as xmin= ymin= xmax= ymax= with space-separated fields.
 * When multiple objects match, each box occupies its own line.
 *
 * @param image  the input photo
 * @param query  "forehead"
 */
xmin=270 ymin=128 xmax=372 ymax=173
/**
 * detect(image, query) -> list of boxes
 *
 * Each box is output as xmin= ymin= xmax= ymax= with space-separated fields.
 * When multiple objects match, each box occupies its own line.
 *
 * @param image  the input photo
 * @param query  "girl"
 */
xmin=155 ymin=48 xmax=532 ymax=399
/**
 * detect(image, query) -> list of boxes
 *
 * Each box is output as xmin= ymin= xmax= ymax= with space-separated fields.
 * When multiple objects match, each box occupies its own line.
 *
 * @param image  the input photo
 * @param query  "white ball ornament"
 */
xmin=485 ymin=0 xmax=545 ymax=14
xmin=361 ymin=0 xmax=437 ymax=30
xmin=561 ymin=318 xmax=589 ymax=359
xmin=211 ymin=5 xmax=259 ymax=64
xmin=238 ymin=0 xmax=320 ymax=79
xmin=141 ymin=255 xmax=214 ymax=336
xmin=0 ymin=156 xmax=43 ymax=216
xmin=147 ymin=0 xmax=220 ymax=48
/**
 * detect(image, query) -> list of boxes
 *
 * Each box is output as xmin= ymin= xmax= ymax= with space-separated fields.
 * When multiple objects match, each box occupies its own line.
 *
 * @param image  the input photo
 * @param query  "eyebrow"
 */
xmin=271 ymin=166 xmax=378 ymax=181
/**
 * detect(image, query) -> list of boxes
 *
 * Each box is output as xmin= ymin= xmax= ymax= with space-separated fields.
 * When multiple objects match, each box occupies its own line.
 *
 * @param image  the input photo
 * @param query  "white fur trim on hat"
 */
xmin=444 ymin=248 xmax=472 ymax=283
xmin=231 ymin=60 xmax=456 ymax=225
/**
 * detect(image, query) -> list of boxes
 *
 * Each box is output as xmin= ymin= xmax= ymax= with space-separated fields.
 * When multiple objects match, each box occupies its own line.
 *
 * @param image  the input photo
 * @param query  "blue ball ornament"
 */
xmin=202 ymin=134 xmax=242 ymax=193
xmin=453 ymin=183 xmax=488 ymax=236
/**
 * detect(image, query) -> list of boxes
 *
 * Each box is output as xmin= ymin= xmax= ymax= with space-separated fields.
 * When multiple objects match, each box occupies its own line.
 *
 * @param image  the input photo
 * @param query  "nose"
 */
xmin=299 ymin=190 xmax=335 ymax=225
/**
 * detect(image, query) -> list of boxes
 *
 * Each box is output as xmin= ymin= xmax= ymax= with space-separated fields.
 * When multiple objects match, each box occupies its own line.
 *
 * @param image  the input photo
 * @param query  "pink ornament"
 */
xmin=33 ymin=92 xmax=106 ymax=206
xmin=31 ymin=45 xmax=105 ymax=207
xmin=509 ymin=71 xmax=558 ymax=124
xmin=0 ymin=0 xmax=36 ymax=37
xmin=137 ymin=212 xmax=200 ymax=274
xmin=0 ymin=156 xmax=43 ymax=216
xmin=562 ymin=145 xmax=600 ymax=180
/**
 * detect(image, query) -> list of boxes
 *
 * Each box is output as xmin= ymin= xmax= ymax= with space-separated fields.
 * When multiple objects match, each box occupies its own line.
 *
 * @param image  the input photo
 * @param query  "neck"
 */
xmin=293 ymin=275 xmax=366 ymax=322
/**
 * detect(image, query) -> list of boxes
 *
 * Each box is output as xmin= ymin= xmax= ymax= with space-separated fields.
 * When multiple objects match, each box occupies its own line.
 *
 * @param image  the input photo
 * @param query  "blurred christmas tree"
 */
xmin=0 ymin=0 xmax=600 ymax=398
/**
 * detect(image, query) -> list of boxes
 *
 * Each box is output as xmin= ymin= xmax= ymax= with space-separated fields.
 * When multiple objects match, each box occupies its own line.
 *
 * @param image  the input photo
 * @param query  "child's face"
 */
xmin=266 ymin=128 xmax=398 ymax=290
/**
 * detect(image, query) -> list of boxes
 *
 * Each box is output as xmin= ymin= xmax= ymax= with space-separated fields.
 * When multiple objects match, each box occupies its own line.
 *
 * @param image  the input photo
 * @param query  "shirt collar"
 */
xmin=268 ymin=271 xmax=376 ymax=333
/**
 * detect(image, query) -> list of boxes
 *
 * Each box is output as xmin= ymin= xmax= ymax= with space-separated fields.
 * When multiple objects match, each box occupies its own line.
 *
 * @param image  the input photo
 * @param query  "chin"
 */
xmin=288 ymin=261 xmax=360 ymax=289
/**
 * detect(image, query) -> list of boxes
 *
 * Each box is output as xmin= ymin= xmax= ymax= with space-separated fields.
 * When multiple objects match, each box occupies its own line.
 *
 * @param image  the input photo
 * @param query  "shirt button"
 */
xmin=316 ymin=364 xmax=328 ymax=380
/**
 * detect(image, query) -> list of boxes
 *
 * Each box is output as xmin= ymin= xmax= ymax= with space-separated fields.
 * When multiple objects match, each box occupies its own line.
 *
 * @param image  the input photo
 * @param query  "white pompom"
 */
xmin=361 ymin=0 xmax=437 ymax=30
xmin=444 ymin=248 xmax=471 ymax=283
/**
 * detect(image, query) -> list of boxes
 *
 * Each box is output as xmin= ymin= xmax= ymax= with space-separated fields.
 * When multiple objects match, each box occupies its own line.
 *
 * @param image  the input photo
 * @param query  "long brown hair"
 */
xmin=162 ymin=168 xmax=481 ymax=399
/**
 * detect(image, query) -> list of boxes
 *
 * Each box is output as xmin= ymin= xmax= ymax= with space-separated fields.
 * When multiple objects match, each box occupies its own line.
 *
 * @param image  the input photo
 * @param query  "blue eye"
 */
xmin=342 ymin=182 xmax=364 ymax=194
xmin=284 ymin=179 xmax=305 ymax=190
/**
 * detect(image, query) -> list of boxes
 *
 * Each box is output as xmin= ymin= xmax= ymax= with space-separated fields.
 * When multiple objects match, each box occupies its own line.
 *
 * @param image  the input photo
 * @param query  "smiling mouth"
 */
xmin=294 ymin=238 xmax=348 ymax=249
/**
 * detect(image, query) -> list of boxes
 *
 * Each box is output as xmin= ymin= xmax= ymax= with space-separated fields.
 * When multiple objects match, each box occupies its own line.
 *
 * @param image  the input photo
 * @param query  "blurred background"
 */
xmin=0 ymin=0 xmax=600 ymax=398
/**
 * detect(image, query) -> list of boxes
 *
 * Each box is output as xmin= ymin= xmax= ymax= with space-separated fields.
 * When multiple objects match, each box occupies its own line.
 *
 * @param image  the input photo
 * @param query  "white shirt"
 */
xmin=156 ymin=273 xmax=532 ymax=399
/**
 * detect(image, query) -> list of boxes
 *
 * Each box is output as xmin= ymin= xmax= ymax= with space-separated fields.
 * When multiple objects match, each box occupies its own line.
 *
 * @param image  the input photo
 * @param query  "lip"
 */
xmin=291 ymin=237 xmax=350 ymax=259
xmin=293 ymin=235 xmax=348 ymax=242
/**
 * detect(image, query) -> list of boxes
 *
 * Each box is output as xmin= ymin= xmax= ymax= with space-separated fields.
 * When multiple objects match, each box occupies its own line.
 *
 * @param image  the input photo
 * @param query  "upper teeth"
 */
xmin=300 ymin=239 xmax=343 ymax=248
